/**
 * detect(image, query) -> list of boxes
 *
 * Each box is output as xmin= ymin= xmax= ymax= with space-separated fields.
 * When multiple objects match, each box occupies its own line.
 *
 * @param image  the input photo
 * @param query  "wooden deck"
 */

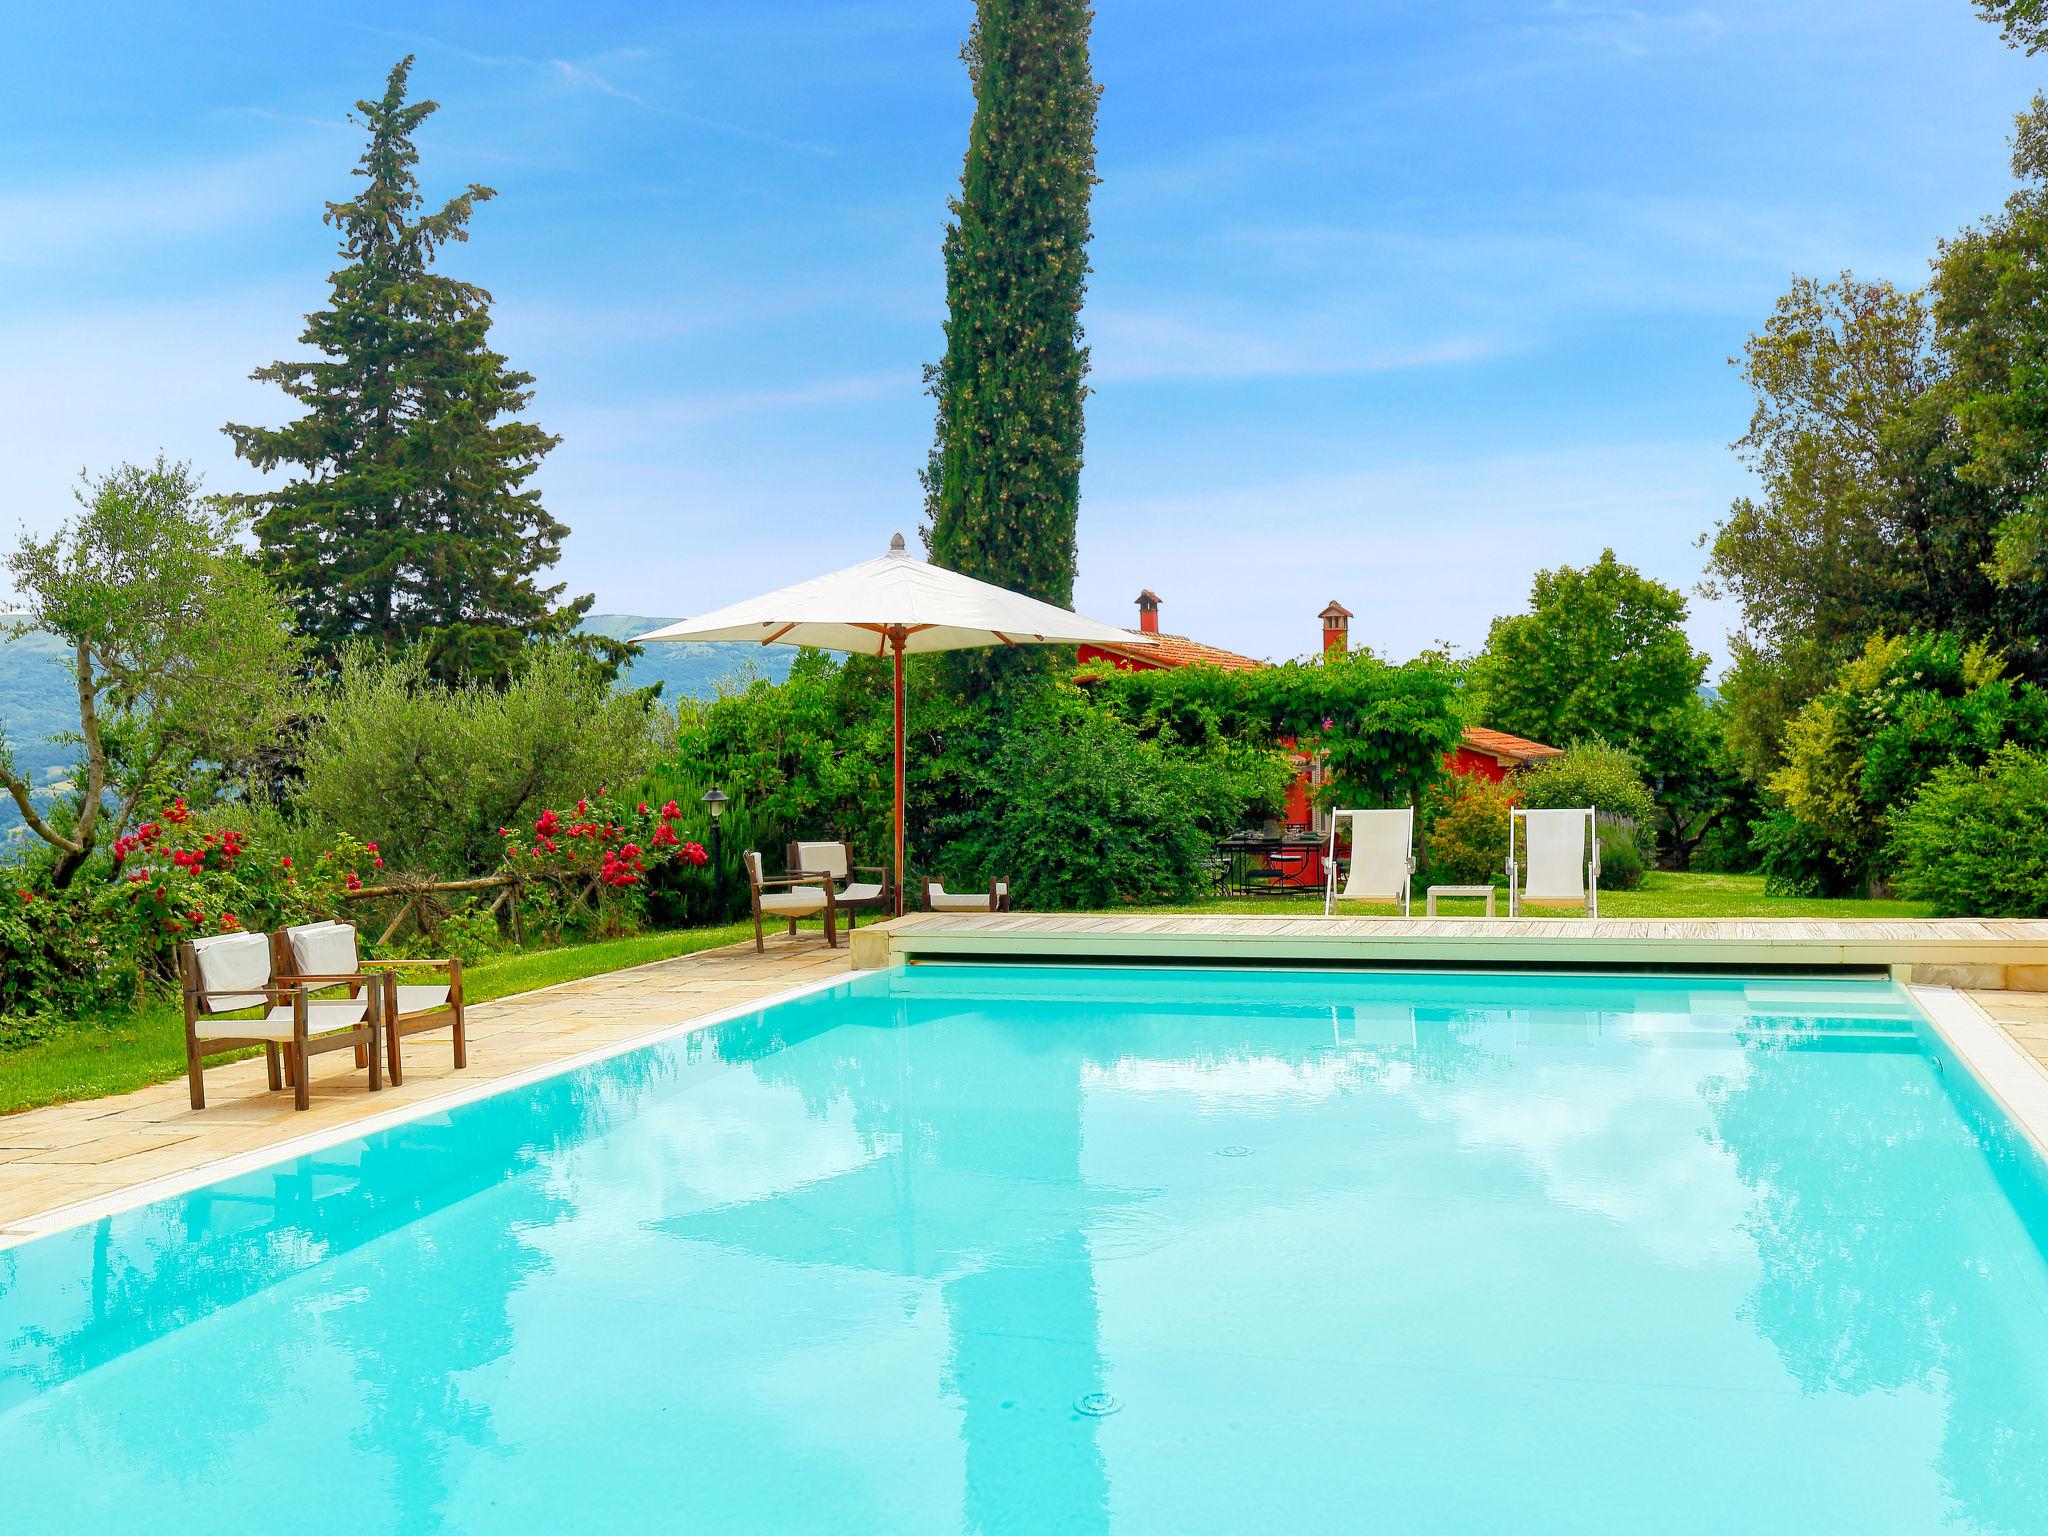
xmin=855 ymin=912 xmax=2048 ymax=988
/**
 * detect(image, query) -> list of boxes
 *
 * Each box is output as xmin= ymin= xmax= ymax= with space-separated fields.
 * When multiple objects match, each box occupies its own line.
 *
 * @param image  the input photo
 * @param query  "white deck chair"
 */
xmin=922 ymin=878 xmax=1011 ymax=913
xmin=1323 ymin=808 xmax=1415 ymax=915
xmin=1508 ymin=806 xmax=1599 ymax=918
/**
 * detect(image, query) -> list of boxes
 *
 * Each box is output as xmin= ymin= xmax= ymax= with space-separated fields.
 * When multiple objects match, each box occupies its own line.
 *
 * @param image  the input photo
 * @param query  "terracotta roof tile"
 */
xmin=1461 ymin=725 xmax=1563 ymax=762
xmin=1091 ymin=630 xmax=1266 ymax=672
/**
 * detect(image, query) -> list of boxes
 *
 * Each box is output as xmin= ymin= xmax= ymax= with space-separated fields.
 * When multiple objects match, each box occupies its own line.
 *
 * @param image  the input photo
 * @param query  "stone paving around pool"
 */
xmin=0 ymin=932 xmax=852 ymax=1245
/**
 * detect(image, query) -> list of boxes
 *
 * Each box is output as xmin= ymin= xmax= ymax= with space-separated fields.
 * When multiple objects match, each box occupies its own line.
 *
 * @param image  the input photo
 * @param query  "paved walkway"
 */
xmin=1967 ymin=989 xmax=2048 ymax=1076
xmin=0 ymin=933 xmax=851 ymax=1242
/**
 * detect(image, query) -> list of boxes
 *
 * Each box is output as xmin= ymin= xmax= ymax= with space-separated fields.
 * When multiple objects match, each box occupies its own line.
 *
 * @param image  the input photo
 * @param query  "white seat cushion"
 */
xmin=287 ymin=920 xmax=360 ymax=978
xmin=792 ymin=841 xmax=850 ymax=879
xmin=927 ymin=883 xmax=1002 ymax=912
xmin=191 ymin=932 xmax=274 ymax=1012
xmin=760 ymin=889 xmax=828 ymax=916
xmin=391 ymin=983 xmax=452 ymax=1016
xmin=837 ymin=882 xmax=886 ymax=903
xmin=195 ymin=997 xmax=371 ymax=1042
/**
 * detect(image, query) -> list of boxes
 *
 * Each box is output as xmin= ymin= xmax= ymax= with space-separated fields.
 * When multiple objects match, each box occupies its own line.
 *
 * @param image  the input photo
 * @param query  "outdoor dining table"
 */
xmin=1214 ymin=832 xmax=1326 ymax=896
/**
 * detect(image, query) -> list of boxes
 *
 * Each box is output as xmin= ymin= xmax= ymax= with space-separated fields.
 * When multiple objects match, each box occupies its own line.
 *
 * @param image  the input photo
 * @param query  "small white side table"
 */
xmin=1426 ymin=884 xmax=1496 ymax=917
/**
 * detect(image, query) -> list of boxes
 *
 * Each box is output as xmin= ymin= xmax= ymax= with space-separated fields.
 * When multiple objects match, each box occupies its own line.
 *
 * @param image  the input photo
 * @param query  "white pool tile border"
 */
xmin=0 ymin=969 xmax=858 ymax=1246
xmin=1911 ymin=985 xmax=2048 ymax=1161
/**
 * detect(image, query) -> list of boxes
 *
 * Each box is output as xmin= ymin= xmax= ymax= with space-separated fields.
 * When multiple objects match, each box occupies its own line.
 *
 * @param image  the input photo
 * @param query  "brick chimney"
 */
xmin=1319 ymin=600 xmax=1352 ymax=656
xmin=1136 ymin=589 xmax=1162 ymax=635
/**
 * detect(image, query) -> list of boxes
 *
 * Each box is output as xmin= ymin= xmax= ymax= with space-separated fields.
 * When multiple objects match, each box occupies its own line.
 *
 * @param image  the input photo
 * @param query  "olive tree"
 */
xmin=1 ymin=459 xmax=304 ymax=886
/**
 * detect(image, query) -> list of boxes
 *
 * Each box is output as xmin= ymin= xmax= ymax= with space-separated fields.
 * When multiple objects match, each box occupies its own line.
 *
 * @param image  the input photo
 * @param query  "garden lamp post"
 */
xmin=701 ymin=787 xmax=729 ymax=912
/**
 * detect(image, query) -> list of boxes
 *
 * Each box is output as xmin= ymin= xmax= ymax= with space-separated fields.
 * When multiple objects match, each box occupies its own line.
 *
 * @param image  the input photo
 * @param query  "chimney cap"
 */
xmin=1136 ymin=588 xmax=1161 ymax=606
xmin=1319 ymin=600 xmax=1353 ymax=622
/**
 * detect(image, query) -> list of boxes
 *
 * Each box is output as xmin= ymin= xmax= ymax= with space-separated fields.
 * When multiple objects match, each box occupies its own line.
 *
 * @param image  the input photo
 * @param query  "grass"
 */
xmin=1120 ymin=871 xmax=1939 ymax=921
xmin=0 ymin=920 xmax=766 ymax=1118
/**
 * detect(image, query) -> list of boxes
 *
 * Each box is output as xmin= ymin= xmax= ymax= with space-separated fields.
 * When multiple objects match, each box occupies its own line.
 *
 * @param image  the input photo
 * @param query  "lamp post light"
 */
xmin=700 ymin=787 xmax=729 ymax=914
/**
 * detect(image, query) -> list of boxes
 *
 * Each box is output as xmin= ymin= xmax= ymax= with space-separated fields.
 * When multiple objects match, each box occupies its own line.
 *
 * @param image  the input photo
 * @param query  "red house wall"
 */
xmin=1443 ymin=746 xmax=1509 ymax=784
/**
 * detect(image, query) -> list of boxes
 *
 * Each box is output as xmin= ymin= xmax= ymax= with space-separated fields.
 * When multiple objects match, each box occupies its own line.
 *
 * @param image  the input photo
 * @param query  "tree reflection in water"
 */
xmin=1706 ymin=1022 xmax=2048 ymax=1535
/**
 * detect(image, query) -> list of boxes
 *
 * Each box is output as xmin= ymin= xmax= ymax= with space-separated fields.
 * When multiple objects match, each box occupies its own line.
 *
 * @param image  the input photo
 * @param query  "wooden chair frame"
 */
xmin=745 ymin=852 xmax=838 ymax=953
xmin=272 ymin=923 xmax=467 ymax=1089
xmin=786 ymin=839 xmax=891 ymax=929
xmin=179 ymin=939 xmax=383 ymax=1112
xmin=357 ymin=957 xmax=466 ymax=1087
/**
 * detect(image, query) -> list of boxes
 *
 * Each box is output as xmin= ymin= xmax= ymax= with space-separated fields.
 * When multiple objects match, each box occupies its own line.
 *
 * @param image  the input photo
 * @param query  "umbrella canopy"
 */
xmin=633 ymin=534 xmax=1150 ymax=912
xmin=632 ymin=534 xmax=1143 ymax=655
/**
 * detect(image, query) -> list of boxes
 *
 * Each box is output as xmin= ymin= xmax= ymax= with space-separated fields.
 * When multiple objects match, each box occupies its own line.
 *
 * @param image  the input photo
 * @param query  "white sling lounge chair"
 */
xmin=1323 ymin=808 xmax=1415 ymax=916
xmin=1508 ymin=806 xmax=1600 ymax=918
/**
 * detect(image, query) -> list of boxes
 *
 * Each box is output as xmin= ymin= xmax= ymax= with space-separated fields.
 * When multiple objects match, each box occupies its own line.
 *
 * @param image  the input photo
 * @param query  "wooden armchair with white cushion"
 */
xmin=744 ymin=850 xmax=839 ymax=953
xmin=280 ymin=920 xmax=465 ymax=1089
xmin=180 ymin=930 xmax=383 ymax=1111
xmin=787 ymin=840 xmax=891 ymax=926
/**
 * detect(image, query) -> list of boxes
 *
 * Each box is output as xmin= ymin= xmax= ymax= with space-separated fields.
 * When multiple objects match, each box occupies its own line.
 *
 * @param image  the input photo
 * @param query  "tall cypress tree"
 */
xmin=226 ymin=56 xmax=589 ymax=687
xmin=922 ymin=0 xmax=1100 ymax=653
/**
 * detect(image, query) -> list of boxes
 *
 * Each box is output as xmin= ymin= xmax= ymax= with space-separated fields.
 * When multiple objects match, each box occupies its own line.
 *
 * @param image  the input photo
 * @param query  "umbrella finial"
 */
xmin=889 ymin=531 xmax=907 ymax=555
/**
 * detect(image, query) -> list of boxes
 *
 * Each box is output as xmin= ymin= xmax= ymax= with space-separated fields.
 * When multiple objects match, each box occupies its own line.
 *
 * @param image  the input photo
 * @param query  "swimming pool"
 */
xmin=3 ymin=965 xmax=2046 ymax=1534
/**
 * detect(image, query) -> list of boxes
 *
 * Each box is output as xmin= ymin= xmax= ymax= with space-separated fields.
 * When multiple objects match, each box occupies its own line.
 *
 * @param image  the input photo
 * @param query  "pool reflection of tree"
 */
xmin=1706 ymin=1026 xmax=2048 ymax=1535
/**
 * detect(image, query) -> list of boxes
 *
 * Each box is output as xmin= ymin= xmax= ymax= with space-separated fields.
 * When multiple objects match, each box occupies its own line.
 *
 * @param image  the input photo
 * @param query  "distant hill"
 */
xmin=583 ymin=614 xmax=795 ymax=701
xmin=0 ymin=617 xmax=791 ymax=839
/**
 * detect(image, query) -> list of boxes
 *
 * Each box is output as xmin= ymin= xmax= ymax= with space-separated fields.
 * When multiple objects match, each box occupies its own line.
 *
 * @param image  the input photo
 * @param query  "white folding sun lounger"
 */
xmin=1507 ymin=806 xmax=1600 ymax=918
xmin=1323 ymin=807 xmax=1415 ymax=916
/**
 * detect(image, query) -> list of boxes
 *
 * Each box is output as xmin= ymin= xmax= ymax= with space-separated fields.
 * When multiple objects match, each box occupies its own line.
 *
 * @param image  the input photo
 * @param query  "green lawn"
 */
xmin=0 ymin=920 xmax=767 ymax=1117
xmin=1121 ymin=871 xmax=1936 ymax=921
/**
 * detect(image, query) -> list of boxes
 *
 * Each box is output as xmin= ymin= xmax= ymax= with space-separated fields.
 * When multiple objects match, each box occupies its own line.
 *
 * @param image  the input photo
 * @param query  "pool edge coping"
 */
xmin=1911 ymin=984 xmax=2048 ymax=1163
xmin=0 ymin=968 xmax=864 ymax=1249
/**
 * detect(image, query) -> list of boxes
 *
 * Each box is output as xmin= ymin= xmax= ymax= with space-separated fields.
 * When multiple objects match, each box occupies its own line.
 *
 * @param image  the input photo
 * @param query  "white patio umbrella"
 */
xmin=632 ymin=533 xmax=1150 ymax=913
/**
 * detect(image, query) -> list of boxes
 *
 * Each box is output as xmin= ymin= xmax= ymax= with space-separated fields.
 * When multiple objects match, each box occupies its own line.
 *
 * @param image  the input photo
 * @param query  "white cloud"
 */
xmin=1089 ymin=309 xmax=1499 ymax=383
xmin=1072 ymin=443 xmax=1747 ymax=670
xmin=0 ymin=145 xmax=333 ymax=269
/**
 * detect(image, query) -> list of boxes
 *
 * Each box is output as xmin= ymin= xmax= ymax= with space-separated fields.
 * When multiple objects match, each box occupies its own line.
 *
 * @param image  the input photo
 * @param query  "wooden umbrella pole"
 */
xmin=892 ymin=629 xmax=907 ymax=915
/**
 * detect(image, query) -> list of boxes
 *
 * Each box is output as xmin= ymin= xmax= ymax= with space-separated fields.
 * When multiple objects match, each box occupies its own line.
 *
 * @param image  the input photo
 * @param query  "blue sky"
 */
xmin=1 ymin=2 xmax=2038 ymax=669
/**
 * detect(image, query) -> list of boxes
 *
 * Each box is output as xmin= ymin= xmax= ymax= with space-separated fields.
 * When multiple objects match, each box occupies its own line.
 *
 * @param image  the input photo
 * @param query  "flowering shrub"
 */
xmin=502 ymin=793 xmax=706 ymax=939
xmin=97 ymin=802 xmax=364 ymax=977
xmin=1422 ymin=774 xmax=1517 ymax=885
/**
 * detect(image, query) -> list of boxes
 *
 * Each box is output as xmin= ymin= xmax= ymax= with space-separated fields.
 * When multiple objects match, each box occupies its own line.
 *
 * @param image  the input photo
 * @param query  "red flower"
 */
xmin=373 ymin=856 xmax=384 ymax=868
xmin=535 ymin=809 xmax=561 ymax=837
xmin=637 ymin=802 xmax=649 ymax=816
xmin=163 ymin=798 xmax=190 ymax=825
xmin=650 ymin=823 xmax=679 ymax=848
xmin=345 ymin=871 xmax=363 ymax=891
xmin=365 ymin=842 xmax=378 ymax=854
xmin=575 ymin=799 xmax=589 ymax=815
xmin=683 ymin=842 xmax=709 ymax=866
xmin=220 ymin=912 xmax=241 ymax=931
xmin=659 ymin=800 xmax=680 ymax=820
xmin=280 ymin=855 xmax=292 ymax=869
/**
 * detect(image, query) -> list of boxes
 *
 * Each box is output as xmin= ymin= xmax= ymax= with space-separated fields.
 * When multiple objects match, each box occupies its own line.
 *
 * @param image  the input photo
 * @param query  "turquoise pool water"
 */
xmin=4 ymin=965 xmax=2047 ymax=1534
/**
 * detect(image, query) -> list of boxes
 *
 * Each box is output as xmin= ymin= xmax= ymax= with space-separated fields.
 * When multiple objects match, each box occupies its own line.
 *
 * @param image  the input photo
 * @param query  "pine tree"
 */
xmin=922 ymin=0 xmax=1100 ymax=677
xmin=225 ymin=56 xmax=589 ymax=687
